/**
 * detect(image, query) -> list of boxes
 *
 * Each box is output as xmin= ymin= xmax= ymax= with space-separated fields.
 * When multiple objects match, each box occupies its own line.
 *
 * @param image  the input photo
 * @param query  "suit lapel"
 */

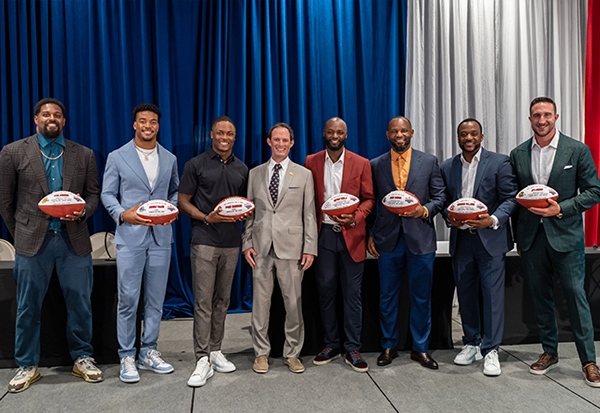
xmin=277 ymin=161 xmax=297 ymax=207
xmin=548 ymin=133 xmax=573 ymax=188
xmin=121 ymin=141 xmax=151 ymax=190
xmin=517 ymin=138 xmax=534 ymax=185
xmin=24 ymin=136 xmax=50 ymax=194
xmin=154 ymin=143 xmax=170 ymax=190
xmin=473 ymin=149 xmax=489 ymax=198
xmin=341 ymin=150 xmax=354 ymax=192
xmin=62 ymin=140 xmax=75 ymax=191
xmin=380 ymin=151 xmax=396 ymax=190
xmin=450 ymin=155 xmax=462 ymax=199
xmin=405 ymin=149 xmax=422 ymax=190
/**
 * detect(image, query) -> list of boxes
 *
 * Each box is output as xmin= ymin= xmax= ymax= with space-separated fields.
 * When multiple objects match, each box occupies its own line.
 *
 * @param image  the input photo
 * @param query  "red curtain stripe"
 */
xmin=584 ymin=0 xmax=600 ymax=247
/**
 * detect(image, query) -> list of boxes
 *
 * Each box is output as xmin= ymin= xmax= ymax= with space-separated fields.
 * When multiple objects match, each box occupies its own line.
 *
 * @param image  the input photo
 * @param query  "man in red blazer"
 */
xmin=304 ymin=117 xmax=375 ymax=372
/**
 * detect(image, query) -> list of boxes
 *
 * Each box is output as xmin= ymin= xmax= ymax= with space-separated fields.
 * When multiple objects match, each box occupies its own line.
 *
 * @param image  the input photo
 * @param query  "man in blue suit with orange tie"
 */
xmin=368 ymin=116 xmax=445 ymax=369
xmin=101 ymin=103 xmax=179 ymax=384
xmin=441 ymin=118 xmax=517 ymax=376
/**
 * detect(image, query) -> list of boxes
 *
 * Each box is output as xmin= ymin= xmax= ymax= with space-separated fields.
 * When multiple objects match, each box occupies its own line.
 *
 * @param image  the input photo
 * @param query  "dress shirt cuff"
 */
xmin=490 ymin=214 xmax=499 ymax=230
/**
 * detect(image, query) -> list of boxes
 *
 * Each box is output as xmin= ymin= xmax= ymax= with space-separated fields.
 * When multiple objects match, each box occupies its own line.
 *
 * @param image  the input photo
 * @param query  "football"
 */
xmin=215 ymin=196 xmax=255 ymax=220
xmin=321 ymin=193 xmax=360 ymax=217
xmin=382 ymin=190 xmax=420 ymax=215
xmin=516 ymin=184 xmax=559 ymax=208
xmin=448 ymin=197 xmax=488 ymax=221
xmin=38 ymin=191 xmax=86 ymax=218
xmin=136 ymin=200 xmax=179 ymax=224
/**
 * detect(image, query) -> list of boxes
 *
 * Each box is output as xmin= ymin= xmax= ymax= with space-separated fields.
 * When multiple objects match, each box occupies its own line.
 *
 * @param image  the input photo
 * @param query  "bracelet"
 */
xmin=203 ymin=214 xmax=210 ymax=225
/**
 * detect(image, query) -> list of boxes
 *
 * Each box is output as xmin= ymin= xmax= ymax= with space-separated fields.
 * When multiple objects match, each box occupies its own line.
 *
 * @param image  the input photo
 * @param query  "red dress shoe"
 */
xmin=410 ymin=351 xmax=438 ymax=370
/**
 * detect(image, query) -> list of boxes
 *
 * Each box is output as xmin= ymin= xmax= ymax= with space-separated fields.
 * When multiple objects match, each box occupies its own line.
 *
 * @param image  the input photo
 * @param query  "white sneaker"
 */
xmin=8 ymin=366 xmax=40 ymax=393
xmin=210 ymin=350 xmax=236 ymax=373
xmin=454 ymin=345 xmax=483 ymax=365
xmin=137 ymin=348 xmax=174 ymax=374
xmin=483 ymin=350 xmax=501 ymax=376
xmin=120 ymin=356 xmax=140 ymax=383
xmin=187 ymin=356 xmax=214 ymax=387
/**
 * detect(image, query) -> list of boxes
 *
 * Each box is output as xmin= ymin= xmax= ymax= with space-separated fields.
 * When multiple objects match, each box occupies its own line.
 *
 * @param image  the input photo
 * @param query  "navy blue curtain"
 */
xmin=0 ymin=0 xmax=407 ymax=317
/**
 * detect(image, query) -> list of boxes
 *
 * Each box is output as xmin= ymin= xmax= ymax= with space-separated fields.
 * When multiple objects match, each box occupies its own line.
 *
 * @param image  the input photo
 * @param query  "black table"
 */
xmin=267 ymin=248 xmax=600 ymax=358
xmin=0 ymin=259 xmax=123 ymax=368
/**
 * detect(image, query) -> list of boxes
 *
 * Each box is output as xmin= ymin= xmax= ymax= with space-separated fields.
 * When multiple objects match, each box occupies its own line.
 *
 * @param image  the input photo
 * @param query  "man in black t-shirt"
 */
xmin=178 ymin=116 xmax=248 ymax=388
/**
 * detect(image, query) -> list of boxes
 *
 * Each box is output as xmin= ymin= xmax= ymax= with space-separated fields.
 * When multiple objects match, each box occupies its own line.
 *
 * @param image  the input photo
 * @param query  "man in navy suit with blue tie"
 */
xmin=368 ymin=116 xmax=445 ymax=369
xmin=441 ymin=118 xmax=517 ymax=376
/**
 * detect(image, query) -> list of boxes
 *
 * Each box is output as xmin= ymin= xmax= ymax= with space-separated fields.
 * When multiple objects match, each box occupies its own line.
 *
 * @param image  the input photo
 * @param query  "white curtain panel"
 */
xmin=405 ymin=0 xmax=587 ymax=240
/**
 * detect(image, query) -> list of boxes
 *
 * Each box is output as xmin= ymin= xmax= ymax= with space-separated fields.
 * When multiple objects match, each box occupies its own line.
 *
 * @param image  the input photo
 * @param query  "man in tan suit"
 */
xmin=242 ymin=122 xmax=318 ymax=374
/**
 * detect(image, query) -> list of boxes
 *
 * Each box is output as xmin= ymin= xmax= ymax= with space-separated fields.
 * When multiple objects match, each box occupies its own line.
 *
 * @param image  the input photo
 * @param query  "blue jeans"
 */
xmin=14 ymin=231 xmax=94 ymax=366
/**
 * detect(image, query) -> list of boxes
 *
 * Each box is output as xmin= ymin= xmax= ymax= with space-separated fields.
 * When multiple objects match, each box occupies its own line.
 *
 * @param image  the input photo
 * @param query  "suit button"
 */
xmin=273 ymin=211 xmax=276 ymax=214
xmin=150 ymin=192 xmax=154 ymax=196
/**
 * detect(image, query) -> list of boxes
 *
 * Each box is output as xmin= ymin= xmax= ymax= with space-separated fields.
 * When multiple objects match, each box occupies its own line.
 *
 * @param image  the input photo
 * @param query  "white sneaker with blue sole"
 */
xmin=137 ymin=348 xmax=174 ymax=374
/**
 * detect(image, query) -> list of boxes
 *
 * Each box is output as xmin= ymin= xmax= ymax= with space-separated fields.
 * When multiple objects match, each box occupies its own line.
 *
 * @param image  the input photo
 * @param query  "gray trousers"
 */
xmin=191 ymin=244 xmax=240 ymax=360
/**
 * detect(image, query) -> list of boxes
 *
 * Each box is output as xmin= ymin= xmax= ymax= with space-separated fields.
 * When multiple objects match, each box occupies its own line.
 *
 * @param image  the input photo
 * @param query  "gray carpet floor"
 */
xmin=1 ymin=310 xmax=600 ymax=413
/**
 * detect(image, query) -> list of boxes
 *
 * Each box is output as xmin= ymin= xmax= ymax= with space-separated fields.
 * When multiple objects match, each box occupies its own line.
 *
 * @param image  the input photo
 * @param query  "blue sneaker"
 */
xmin=120 ymin=356 xmax=140 ymax=383
xmin=137 ymin=348 xmax=174 ymax=374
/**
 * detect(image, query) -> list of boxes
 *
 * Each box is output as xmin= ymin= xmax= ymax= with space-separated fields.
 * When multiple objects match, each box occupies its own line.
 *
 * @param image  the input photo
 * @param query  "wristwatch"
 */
xmin=349 ymin=219 xmax=356 ymax=228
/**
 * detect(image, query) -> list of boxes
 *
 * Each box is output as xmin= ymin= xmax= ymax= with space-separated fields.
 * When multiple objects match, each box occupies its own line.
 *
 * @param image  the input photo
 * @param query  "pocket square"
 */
xmin=564 ymin=165 xmax=573 ymax=170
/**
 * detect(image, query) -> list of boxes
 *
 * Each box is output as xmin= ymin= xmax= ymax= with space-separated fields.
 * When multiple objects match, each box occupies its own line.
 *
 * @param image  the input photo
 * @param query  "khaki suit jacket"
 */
xmin=242 ymin=159 xmax=318 ymax=259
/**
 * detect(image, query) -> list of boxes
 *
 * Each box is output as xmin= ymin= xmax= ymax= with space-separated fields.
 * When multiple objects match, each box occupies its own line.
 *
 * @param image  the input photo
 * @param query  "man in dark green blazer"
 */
xmin=510 ymin=96 xmax=600 ymax=388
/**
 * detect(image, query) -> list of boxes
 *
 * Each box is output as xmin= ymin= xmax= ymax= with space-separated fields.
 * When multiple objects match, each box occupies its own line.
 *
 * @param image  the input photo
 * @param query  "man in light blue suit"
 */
xmin=101 ymin=104 xmax=179 ymax=383
xmin=367 ymin=116 xmax=445 ymax=370
xmin=441 ymin=118 xmax=517 ymax=376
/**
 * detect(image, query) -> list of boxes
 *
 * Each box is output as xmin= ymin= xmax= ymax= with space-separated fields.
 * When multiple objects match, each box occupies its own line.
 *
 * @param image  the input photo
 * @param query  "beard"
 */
xmin=391 ymin=141 xmax=409 ymax=153
xmin=39 ymin=122 xmax=62 ymax=139
xmin=324 ymin=137 xmax=346 ymax=151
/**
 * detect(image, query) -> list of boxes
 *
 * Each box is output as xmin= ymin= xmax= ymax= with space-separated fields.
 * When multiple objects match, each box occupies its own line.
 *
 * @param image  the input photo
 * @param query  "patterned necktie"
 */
xmin=269 ymin=163 xmax=282 ymax=205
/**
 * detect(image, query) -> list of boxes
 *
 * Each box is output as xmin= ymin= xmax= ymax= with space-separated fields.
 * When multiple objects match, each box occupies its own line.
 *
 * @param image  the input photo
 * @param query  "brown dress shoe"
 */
xmin=410 ymin=351 xmax=438 ymax=370
xmin=529 ymin=353 xmax=559 ymax=375
xmin=377 ymin=348 xmax=398 ymax=366
xmin=582 ymin=362 xmax=600 ymax=387
xmin=284 ymin=357 xmax=305 ymax=374
xmin=253 ymin=355 xmax=269 ymax=374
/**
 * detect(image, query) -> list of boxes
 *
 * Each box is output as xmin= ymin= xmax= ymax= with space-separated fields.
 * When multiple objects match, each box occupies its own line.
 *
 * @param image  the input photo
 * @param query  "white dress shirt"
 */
xmin=531 ymin=129 xmax=560 ymax=185
xmin=323 ymin=149 xmax=345 ymax=224
xmin=135 ymin=144 xmax=159 ymax=189
xmin=459 ymin=147 xmax=498 ymax=230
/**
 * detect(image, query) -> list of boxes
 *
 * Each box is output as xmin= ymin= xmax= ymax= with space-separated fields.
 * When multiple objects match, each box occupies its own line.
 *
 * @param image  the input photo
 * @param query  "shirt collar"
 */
xmin=37 ymin=133 xmax=65 ymax=149
xmin=325 ymin=148 xmax=345 ymax=165
xmin=269 ymin=157 xmax=290 ymax=170
xmin=460 ymin=147 xmax=482 ymax=165
xmin=391 ymin=146 xmax=411 ymax=162
xmin=207 ymin=146 xmax=234 ymax=163
xmin=532 ymin=129 xmax=560 ymax=150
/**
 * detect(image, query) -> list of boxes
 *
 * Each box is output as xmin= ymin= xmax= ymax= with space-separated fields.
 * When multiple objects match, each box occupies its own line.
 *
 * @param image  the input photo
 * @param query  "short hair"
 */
xmin=131 ymin=103 xmax=162 ymax=120
xmin=457 ymin=118 xmax=483 ymax=135
xmin=388 ymin=116 xmax=412 ymax=130
xmin=212 ymin=115 xmax=235 ymax=129
xmin=34 ymin=98 xmax=66 ymax=117
xmin=267 ymin=122 xmax=294 ymax=141
xmin=529 ymin=97 xmax=556 ymax=114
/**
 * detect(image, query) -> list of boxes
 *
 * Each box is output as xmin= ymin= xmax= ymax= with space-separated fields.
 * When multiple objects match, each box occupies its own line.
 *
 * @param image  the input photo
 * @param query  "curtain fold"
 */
xmin=406 ymin=0 xmax=588 ymax=242
xmin=0 ymin=0 xmax=408 ymax=317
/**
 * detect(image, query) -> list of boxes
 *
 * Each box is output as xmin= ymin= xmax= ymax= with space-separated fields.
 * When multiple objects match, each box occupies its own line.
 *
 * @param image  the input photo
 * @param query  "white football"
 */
xmin=321 ymin=193 xmax=360 ymax=217
xmin=38 ymin=191 xmax=86 ymax=218
xmin=215 ymin=196 xmax=255 ymax=219
xmin=382 ymin=190 xmax=420 ymax=214
xmin=136 ymin=200 xmax=179 ymax=224
xmin=516 ymin=184 xmax=559 ymax=208
xmin=448 ymin=197 xmax=488 ymax=221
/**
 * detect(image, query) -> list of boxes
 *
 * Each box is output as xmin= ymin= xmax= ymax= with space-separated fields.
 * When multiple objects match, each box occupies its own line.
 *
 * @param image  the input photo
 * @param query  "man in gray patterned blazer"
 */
xmin=0 ymin=98 xmax=103 ymax=393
